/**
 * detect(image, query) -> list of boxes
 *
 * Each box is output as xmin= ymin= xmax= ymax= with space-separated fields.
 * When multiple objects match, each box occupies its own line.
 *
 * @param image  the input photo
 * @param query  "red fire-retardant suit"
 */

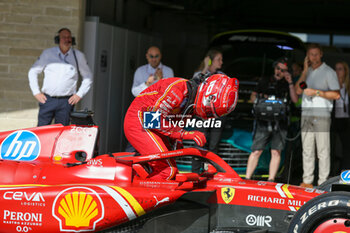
xmin=124 ymin=78 xmax=196 ymax=180
xmin=124 ymin=75 xmax=239 ymax=180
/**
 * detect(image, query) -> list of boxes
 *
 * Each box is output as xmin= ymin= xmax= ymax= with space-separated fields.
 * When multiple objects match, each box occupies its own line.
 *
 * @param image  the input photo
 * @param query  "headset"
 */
xmin=54 ymin=28 xmax=80 ymax=78
xmin=205 ymin=49 xmax=222 ymax=67
xmin=54 ymin=28 xmax=76 ymax=45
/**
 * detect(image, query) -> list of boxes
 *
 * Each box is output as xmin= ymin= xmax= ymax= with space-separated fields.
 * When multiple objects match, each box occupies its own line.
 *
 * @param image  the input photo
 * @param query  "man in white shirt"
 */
xmin=295 ymin=43 xmax=340 ymax=187
xmin=28 ymin=28 xmax=93 ymax=126
xmin=125 ymin=46 xmax=174 ymax=152
xmin=131 ymin=46 xmax=174 ymax=97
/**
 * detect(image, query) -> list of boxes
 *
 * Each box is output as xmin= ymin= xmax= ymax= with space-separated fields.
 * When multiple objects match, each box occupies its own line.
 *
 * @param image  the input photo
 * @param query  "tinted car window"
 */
xmin=208 ymin=30 xmax=305 ymax=124
xmin=210 ymin=31 xmax=305 ymax=81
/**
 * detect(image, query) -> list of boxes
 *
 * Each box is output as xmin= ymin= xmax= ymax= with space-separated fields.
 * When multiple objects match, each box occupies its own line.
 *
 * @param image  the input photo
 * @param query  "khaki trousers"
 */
xmin=301 ymin=116 xmax=331 ymax=185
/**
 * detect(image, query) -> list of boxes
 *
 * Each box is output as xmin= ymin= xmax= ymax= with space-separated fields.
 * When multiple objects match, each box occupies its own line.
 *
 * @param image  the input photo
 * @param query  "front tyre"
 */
xmin=287 ymin=191 xmax=350 ymax=233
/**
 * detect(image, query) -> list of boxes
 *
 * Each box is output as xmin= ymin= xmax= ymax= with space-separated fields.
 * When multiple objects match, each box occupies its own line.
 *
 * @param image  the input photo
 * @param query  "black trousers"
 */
xmin=38 ymin=95 xmax=73 ymax=126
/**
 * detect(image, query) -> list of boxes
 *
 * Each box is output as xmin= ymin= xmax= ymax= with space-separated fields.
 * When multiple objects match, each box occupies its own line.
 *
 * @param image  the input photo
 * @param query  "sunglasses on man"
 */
xmin=148 ymin=54 xmax=160 ymax=59
xmin=276 ymin=66 xmax=288 ymax=73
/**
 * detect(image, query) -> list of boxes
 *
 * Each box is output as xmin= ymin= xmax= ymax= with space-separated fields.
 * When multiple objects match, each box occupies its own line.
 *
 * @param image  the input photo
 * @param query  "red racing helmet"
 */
xmin=194 ymin=74 xmax=239 ymax=119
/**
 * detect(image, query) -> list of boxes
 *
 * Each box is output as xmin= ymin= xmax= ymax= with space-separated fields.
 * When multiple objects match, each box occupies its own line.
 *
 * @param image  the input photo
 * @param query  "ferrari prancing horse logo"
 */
xmin=221 ymin=187 xmax=235 ymax=204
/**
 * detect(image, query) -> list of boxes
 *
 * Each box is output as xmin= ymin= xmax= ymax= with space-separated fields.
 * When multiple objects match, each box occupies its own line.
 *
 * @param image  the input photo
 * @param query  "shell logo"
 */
xmin=53 ymin=187 xmax=104 ymax=232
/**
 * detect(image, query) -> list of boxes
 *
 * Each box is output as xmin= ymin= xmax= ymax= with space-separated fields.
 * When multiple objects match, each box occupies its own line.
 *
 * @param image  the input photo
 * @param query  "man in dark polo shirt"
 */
xmin=246 ymin=57 xmax=298 ymax=182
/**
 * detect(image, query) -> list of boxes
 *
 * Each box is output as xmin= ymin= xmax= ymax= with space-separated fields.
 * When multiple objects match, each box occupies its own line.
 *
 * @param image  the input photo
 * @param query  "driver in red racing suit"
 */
xmin=124 ymin=74 xmax=239 ymax=180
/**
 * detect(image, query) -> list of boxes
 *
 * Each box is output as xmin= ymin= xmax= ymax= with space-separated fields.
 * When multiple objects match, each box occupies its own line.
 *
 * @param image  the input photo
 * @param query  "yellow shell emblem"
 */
xmin=58 ymin=191 xmax=98 ymax=227
xmin=221 ymin=187 xmax=235 ymax=204
xmin=53 ymin=187 xmax=104 ymax=231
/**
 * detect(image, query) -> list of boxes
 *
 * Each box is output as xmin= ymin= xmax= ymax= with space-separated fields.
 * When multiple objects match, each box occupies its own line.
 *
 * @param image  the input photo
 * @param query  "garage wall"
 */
xmin=86 ymin=0 xmax=211 ymax=78
xmin=82 ymin=18 xmax=162 ymax=153
xmin=152 ymin=10 xmax=211 ymax=78
xmin=0 ymin=0 xmax=85 ymax=131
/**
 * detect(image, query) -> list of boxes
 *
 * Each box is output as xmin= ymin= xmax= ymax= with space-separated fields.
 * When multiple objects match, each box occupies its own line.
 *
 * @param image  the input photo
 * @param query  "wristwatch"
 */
xmin=316 ymin=90 xmax=320 ymax=96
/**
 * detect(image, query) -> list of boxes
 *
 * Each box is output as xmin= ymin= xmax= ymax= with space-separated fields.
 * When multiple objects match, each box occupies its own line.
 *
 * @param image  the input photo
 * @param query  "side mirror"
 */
xmin=74 ymin=151 xmax=87 ymax=162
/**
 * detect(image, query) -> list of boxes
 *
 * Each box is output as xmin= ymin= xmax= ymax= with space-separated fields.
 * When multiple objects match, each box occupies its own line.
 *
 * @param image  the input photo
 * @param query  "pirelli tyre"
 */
xmin=287 ymin=191 xmax=350 ymax=233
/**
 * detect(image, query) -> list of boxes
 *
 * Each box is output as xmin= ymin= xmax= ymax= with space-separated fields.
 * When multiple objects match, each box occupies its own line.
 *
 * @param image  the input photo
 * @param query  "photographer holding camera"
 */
xmin=246 ymin=58 xmax=298 ymax=182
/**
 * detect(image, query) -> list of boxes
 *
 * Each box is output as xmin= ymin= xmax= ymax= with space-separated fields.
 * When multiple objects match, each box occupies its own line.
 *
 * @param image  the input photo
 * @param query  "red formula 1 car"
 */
xmin=0 ymin=124 xmax=350 ymax=233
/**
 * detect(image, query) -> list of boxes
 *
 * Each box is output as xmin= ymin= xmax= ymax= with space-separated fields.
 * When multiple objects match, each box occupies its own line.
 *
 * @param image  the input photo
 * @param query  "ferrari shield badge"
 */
xmin=221 ymin=187 xmax=235 ymax=204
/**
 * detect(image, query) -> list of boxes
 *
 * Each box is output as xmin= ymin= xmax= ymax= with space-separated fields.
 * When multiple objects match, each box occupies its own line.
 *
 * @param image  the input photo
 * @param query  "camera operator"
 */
xmin=246 ymin=58 xmax=298 ymax=182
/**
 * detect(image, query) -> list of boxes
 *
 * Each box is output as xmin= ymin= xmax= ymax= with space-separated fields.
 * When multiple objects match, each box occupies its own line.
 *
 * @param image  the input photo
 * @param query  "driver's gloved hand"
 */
xmin=171 ymin=130 xmax=207 ymax=147
xmin=182 ymin=131 xmax=206 ymax=147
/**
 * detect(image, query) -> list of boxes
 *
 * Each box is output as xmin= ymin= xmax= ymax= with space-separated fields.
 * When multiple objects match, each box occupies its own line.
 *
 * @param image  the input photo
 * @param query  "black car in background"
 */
xmin=181 ymin=30 xmax=306 ymax=181
xmin=211 ymin=29 xmax=305 ymax=121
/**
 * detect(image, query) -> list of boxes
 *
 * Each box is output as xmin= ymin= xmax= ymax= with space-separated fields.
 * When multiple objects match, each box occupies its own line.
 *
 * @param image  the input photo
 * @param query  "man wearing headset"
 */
xmin=28 ymin=28 xmax=93 ymax=126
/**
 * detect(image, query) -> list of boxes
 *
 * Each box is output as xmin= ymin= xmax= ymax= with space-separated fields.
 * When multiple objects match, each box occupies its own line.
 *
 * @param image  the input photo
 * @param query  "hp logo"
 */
xmin=0 ymin=130 xmax=41 ymax=161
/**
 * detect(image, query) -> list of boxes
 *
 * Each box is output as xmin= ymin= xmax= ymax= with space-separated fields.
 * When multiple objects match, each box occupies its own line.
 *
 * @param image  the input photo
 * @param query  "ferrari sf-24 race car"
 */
xmin=0 ymin=123 xmax=350 ymax=233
